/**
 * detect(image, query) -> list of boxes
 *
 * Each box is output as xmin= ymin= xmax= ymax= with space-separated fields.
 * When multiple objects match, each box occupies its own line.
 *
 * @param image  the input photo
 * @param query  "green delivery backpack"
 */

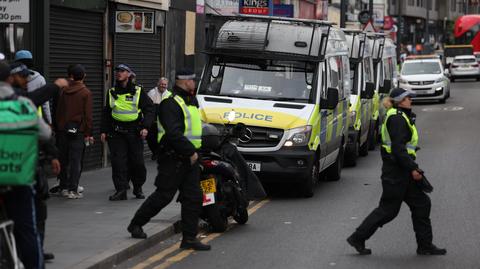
xmin=0 ymin=95 xmax=38 ymax=186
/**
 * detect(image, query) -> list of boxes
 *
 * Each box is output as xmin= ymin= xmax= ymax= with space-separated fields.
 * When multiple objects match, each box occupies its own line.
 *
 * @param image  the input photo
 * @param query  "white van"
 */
xmin=197 ymin=15 xmax=351 ymax=197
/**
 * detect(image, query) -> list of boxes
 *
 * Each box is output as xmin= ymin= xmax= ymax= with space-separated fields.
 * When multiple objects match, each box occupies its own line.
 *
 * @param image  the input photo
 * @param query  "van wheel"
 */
xmin=344 ymin=140 xmax=359 ymax=167
xmin=359 ymin=134 xmax=369 ymax=157
xmin=451 ymin=78 xmax=455 ymax=82
xmin=325 ymin=142 xmax=344 ymax=181
xmin=301 ymin=155 xmax=319 ymax=198
xmin=439 ymin=97 xmax=446 ymax=104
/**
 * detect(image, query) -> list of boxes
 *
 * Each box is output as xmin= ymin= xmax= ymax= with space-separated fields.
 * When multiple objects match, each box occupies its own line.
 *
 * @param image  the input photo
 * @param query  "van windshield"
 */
xmin=401 ymin=62 xmax=441 ymax=75
xmin=199 ymin=57 xmax=316 ymax=103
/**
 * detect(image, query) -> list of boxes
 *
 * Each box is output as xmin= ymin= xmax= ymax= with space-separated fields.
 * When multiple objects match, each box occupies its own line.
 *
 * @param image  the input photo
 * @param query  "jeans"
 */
xmin=57 ymin=132 xmax=85 ymax=192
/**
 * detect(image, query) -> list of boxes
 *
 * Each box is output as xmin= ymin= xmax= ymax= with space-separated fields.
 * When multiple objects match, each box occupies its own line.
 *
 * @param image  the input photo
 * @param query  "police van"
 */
xmin=371 ymin=35 xmax=397 ymax=134
xmin=343 ymin=30 xmax=376 ymax=166
xmin=197 ymin=15 xmax=351 ymax=197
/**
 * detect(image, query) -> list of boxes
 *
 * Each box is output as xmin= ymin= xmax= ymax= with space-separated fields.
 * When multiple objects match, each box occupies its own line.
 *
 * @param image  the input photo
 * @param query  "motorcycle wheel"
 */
xmin=205 ymin=204 xmax=228 ymax=232
xmin=233 ymin=208 xmax=249 ymax=225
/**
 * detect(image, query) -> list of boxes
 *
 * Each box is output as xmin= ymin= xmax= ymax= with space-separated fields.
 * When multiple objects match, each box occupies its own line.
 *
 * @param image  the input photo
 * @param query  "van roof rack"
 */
xmin=210 ymin=13 xmax=335 ymax=26
xmin=405 ymin=55 xmax=440 ymax=60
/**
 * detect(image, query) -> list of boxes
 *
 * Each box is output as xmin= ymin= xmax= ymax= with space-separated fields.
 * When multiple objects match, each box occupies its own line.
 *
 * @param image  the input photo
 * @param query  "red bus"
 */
xmin=454 ymin=15 xmax=480 ymax=52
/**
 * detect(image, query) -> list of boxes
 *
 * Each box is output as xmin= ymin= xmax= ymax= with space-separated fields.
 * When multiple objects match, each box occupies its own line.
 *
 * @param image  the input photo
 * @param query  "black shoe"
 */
xmin=417 ymin=244 xmax=447 ymax=255
xmin=44 ymin=252 xmax=55 ymax=261
xmin=133 ymin=188 xmax=145 ymax=199
xmin=127 ymin=224 xmax=147 ymax=239
xmin=180 ymin=238 xmax=211 ymax=251
xmin=109 ymin=190 xmax=127 ymax=201
xmin=347 ymin=235 xmax=372 ymax=255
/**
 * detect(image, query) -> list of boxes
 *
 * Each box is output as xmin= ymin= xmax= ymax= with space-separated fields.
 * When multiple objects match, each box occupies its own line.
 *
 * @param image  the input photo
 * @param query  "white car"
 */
xmin=449 ymin=55 xmax=480 ymax=82
xmin=399 ymin=57 xmax=450 ymax=103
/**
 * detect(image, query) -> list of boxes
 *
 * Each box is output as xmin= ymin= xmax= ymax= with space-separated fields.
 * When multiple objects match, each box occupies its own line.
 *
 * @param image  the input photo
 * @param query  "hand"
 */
xmin=54 ymin=78 xmax=69 ymax=89
xmin=85 ymin=136 xmax=95 ymax=145
xmin=190 ymin=152 xmax=198 ymax=165
xmin=412 ymin=170 xmax=423 ymax=181
xmin=51 ymin=159 xmax=61 ymax=176
xmin=101 ymin=133 xmax=107 ymax=143
xmin=140 ymin=129 xmax=148 ymax=139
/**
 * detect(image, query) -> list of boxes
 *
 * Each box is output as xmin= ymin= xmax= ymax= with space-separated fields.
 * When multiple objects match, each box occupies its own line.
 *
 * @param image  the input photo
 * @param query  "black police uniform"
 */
xmin=348 ymin=106 xmax=444 ymax=255
xmin=129 ymin=85 xmax=203 ymax=242
xmin=101 ymin=81 xmax=154 ymax=199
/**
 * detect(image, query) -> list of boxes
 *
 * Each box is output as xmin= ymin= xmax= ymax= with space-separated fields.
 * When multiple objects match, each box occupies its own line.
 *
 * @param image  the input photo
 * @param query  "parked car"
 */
xmin=399 ymin=55 xmax=450 ymax=103
xmin=449 ymin=55 xmax=480 ymax=82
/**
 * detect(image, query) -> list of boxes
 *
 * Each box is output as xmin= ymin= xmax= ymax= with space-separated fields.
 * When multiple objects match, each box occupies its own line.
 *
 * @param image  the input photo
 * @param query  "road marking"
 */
xmin=422 ymin=106 xmax=464 ymax=112
xmin=133 ymin=199 xmax=270 ymax=269
xmin=444 ymin=106 xmax=464 ymax=111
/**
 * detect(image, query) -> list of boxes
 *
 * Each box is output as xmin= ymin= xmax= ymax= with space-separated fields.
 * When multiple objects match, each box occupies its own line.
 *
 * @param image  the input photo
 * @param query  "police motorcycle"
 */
xmin=199 ymin=113 xmax=265 ymax=232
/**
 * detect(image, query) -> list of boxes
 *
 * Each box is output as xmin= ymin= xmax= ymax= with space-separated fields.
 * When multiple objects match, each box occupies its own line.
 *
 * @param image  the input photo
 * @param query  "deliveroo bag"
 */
xmin=0 ymin=97 xmax=38 ymax=185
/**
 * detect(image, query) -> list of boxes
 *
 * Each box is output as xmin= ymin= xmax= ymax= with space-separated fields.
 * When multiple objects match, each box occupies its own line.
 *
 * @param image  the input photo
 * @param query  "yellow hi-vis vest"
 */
xmin=109 ymin=86 xmax=142 ymax=122
xmin=381 ymin=108 xmax=419 ymax=157
xmin=155 ymin=90 xmax=172 ymax=140
xmin=37 ymin=107 xmax=43 ymax=117
xmin=157 ymin=95 xmax=202 ymax=149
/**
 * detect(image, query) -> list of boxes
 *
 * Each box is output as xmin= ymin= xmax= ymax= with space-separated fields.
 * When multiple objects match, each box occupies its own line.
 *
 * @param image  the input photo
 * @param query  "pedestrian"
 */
xmin=127 ymin=68 xmax=210 ymax=251
xmin=54 ymin=64 xmax=93 ymax=199
xmin=146 ymin=77 xmax=171 ymax=159
xmin=101 ymin=64 xmax=154 ymax=201
xmin=347 ymin=88 xmax=446 ymax=256
xmin=0 ymin=61 xmax=53 ymax=269
xmin=14 ymin=50 xmax=52 ymax=125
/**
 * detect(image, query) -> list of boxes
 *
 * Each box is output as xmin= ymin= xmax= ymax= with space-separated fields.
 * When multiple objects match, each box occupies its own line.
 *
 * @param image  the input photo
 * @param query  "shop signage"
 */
xmin=273 ymin=4 xmax=293 ymax=18
xmin=0 ymin=0 xmax=29 ymax=23
xmin=205 ymin=0 xmax=239 ymax=15
xmin=115 ymin=11 xmax=155 ymax=33
xmin=239 ymin=0 xmax=273 ymax=16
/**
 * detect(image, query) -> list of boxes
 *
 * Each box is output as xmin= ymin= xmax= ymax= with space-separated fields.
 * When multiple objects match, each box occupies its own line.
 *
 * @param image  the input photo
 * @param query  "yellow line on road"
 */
xmin=135 ymin=199 xmax=270 ymax=269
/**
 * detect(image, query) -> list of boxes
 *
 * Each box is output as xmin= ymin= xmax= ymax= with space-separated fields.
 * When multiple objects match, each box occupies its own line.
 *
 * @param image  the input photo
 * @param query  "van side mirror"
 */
xmin=361 ymin=82 xmax=375 ymax=99
xmin=321 ymin=87 xmax=339 ymax=109
xmin=379 ymin=79 xmax=392 ymax=94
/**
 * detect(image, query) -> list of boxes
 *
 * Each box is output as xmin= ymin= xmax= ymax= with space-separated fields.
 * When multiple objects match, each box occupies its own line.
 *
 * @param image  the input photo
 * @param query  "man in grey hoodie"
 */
xmin=15 ymin=50 xmax=52 ymax=124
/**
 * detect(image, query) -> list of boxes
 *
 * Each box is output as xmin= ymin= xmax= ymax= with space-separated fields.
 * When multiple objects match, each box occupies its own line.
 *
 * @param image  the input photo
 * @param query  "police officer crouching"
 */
xmin=347 ymin=88 xmax=446 ymax=256
xmin=127 ymin=68 xmax=210 ymax=251
xmin=101 ymin=64 xmax=154 ymax=201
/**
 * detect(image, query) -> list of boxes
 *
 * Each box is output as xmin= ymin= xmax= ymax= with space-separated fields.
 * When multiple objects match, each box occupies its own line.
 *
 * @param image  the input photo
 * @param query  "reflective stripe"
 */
xmin=109 ymin=86 xmax=142 ymax=122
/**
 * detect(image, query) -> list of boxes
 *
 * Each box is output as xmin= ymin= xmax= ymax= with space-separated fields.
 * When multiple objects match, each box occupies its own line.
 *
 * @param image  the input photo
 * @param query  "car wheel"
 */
xmin=325 ymin=140 xmax=344 ymax=181
xmin=301 ymin=154 xmax=319 ymax=198
xmin=344 ymin=138 xmax=359 ymax=167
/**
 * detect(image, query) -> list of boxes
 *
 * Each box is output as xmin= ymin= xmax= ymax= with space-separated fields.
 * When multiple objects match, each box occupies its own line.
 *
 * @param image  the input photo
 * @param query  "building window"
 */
xmin=451 ymin=0 xmax=456 ymax=11
xmin=408 ymin=0 xmax=415 ymax=6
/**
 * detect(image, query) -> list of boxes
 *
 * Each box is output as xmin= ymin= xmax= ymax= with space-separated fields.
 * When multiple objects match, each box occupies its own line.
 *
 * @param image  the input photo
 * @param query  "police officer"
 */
xmin=127 ymin=69 xmax=210 ymax=251
xmin=101 ymin=64 xmax=154 ymax=201
xmin=347 ymin=88 xmax=446 ymax=256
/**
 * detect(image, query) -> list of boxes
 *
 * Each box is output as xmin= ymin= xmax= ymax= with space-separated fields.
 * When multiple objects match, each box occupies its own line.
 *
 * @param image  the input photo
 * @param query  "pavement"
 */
xmin=44 ymin=160 xmax=181 ymax=269
xmin=116 ymin=80 xmax=480 ymax=269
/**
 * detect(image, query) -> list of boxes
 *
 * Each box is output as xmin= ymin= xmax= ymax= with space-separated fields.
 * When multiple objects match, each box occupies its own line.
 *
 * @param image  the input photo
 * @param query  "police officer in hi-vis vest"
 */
xmin=128 ymin=69 xmax=211 ymax=251
xmin=101 ymin=64 xmax=155 ymax=201
xmin=347 ymin=88 xmax=446 ymax=256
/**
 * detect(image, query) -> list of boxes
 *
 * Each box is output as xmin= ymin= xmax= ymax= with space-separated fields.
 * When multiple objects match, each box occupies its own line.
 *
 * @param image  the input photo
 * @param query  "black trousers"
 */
xmin=108 ymin=132 xmax=146 ymax=191
xmin=57 ymin=132 xmax=85 ymax=192
xmin=130 ymin=154 xmax=202 ymax=239
xmin=5 ymin=186 xmax=44 ymax=269
xmin=353 ymin=178 xmax=433 ymax=248
xmin=146 ymin=124 xmax=158 ymax=156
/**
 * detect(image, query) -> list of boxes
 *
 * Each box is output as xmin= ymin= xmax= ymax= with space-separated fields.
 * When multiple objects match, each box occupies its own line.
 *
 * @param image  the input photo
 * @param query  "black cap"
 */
xmin=389 ymin=87 xmax=416 ymax=102
xmin=10 ymin=62 xmax=33 ymax=77
xmin=175 ymin=68 xmax=196 ymax=80
xmin=68 ymin=64 xmax=86 ymax=81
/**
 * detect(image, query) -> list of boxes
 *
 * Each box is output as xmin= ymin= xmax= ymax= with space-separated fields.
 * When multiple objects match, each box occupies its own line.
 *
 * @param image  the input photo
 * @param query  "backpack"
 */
xmin=0 ymin=95 xmax=38 ymax=185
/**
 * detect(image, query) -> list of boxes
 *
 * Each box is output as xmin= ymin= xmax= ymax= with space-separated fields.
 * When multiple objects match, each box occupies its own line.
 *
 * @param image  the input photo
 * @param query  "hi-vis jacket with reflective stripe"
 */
xmin=108 ymin=86 xmax=142 ymax=122
xmin=381 ymin=108 xmax=418 ymax=157
xmin=158 ymin=94 xmax=202 ymax=149
xmin=155 ymin=90 xmax=172 ymax=141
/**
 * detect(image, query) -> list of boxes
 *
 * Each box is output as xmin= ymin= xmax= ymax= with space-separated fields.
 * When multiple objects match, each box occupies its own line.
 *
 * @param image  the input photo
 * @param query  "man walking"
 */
xmin=146 ymin=77 xmax=171 ymax=159
xmin=127 ymin=69 xmax=210 ymax=251
xmin=54 ymin=64 xmax=93 ymax=199
xmin=101 ymin=64 xmax=154 ymax=201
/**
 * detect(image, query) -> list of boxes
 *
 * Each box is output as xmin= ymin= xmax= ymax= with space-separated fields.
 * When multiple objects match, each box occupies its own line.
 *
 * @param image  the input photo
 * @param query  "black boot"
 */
xmin=109 ymin=190 xmax=127 ymax=201
xmin=133 ymin=188 xmax=145 ymax=199
xmin=44 ymin=252 xmax=55 ymax=261
xmin=180 ymin=238 xmax=211 ymax=251
xmin=417 ymin=244 xmax=447 ymax=255
xmin=127 ymin=224 xmax=147 ymax=239
xmin=347 ymin=234 xmax=372 ymax=255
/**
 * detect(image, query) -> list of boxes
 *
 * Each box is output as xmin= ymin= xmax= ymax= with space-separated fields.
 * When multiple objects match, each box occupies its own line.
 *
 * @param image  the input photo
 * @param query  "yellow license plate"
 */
xmin=200 ymin=178 xmax=216 ymax=194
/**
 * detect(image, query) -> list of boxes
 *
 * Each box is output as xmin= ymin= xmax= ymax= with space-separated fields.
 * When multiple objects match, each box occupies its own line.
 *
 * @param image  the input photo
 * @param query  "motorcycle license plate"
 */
xmin=247 ymin=162 xmax=261 ymax=172
xmin=200 ymin=178 xmax=216 ymax=194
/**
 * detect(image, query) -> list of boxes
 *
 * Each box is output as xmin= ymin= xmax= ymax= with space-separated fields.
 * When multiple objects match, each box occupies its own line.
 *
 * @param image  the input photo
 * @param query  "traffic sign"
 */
xmin=363 ymin=21 xmax=376 ymax=32
xmin=358 ymin=11 xmax=370 ymax=25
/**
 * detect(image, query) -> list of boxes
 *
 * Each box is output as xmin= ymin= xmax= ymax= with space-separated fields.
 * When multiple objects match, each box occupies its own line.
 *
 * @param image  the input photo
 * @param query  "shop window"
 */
xmin=0 ymin=23 xmax=31 ymax=60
